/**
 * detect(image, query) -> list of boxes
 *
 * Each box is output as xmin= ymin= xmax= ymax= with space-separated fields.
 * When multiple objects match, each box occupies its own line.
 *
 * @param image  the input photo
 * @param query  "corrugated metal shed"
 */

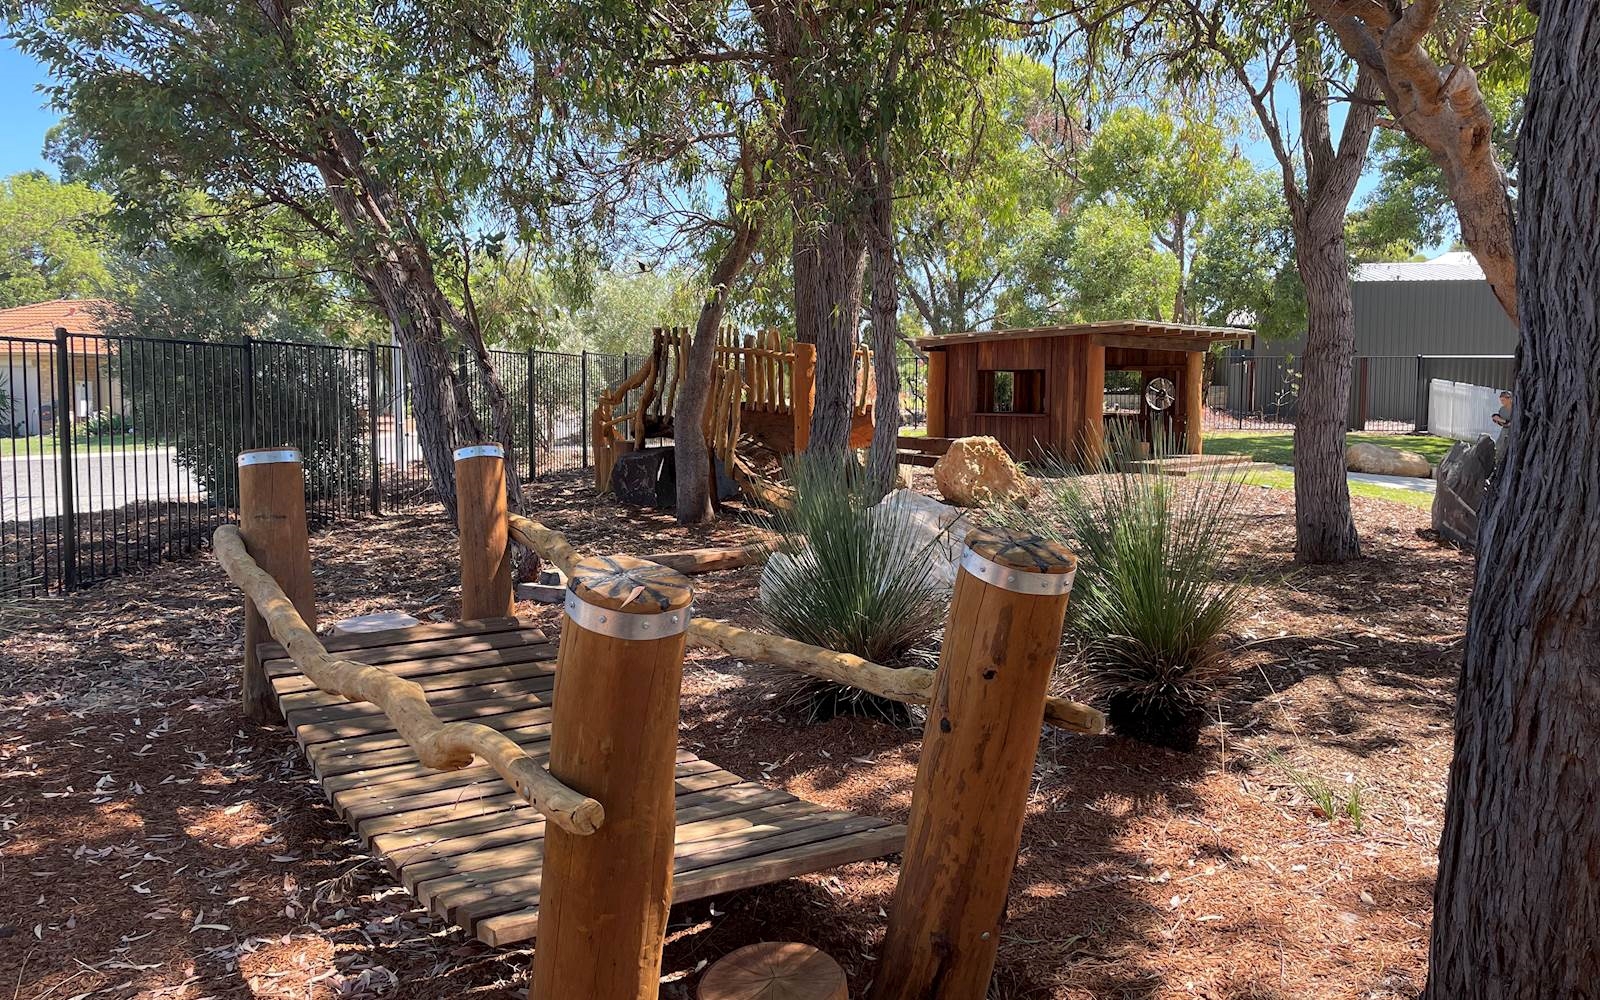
xmin=1352 ymin=251 xmax=1517 ymax=356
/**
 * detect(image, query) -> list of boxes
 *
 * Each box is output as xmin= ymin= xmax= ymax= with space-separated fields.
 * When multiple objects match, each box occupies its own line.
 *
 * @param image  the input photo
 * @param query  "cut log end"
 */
xmin=698 ymin=942 xmax=847 ymax=1000
xmin=571 ymin=555 xmax=694 ymax=613
xmin=965 ymin=527 xmax=1077 ymax=574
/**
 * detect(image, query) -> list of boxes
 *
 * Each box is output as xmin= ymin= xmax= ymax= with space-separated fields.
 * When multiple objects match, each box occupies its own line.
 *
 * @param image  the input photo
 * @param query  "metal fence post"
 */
xmin=54 ymin=327 xmax=79 ymax=590
xmin=526 ymin=348 xmax=537 ymax=482
xmin=241 ymin=335 xmax=257 ymax=451
xmin=580 ymin=350 xmax=590 ymax=469
xmin=1414 ymin=354 xmax=1428 ymax=433
xmin=366 ymin=343 xmax=381 ymax=514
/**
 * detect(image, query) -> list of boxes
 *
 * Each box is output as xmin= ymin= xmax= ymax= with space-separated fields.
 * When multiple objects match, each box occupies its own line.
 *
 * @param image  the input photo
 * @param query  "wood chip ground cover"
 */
xmin=0 ymin=470 xmax=1471 ymax=999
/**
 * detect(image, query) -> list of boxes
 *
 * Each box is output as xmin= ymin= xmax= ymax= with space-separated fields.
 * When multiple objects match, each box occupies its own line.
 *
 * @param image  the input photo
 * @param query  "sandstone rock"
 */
xmin=932 ymin=436 xmax=1034 ymax=507
xmin=872 ymin=489 xmax=971 ymax=589
xmin=1432 ymin=434 xmax=1497 ymax=550
xmin=1345 ymin=441 xmax=1432 ymax=478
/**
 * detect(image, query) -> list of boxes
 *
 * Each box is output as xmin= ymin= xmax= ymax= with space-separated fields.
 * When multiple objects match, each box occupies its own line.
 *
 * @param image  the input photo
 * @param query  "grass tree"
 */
xmin=1002 ymin=431 xmax=1253 ymax=750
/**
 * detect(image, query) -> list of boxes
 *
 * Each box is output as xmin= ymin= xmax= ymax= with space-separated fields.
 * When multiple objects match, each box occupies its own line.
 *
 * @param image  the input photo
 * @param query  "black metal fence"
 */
xmin=0 ymin=330 xmax=626 ymax=598
xmin=1205 ymin=353 xmax=1516 ymax=435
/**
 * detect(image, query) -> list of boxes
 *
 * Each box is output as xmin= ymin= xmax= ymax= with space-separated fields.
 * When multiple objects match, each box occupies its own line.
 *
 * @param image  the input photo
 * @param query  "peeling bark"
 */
xmin=1312 ymin=0 xmax=1519 ymax=323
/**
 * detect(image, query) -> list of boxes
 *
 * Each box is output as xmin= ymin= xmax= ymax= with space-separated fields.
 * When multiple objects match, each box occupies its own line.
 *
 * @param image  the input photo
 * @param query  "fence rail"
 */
xmin=0 ymin=330 xmax=627 ymax=599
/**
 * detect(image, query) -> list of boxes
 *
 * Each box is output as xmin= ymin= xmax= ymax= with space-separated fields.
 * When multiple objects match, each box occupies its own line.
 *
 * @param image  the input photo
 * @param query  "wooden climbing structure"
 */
xmin=591 ymin=327 xmax=876 ymax=493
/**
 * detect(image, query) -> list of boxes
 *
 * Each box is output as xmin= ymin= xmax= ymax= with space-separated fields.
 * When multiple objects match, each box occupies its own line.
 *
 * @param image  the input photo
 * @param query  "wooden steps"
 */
xmin=264 ymin=617 xmax=906 ymax=947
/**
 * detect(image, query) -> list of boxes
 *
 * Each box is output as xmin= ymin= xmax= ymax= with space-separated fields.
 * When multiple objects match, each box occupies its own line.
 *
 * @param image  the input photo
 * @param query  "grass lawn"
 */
xmin=1208 ymin=430 xmax=1456 ymax=467
xmin=1242 ymin=467 xmax=1434 ymax=510
xmin=0 ymin=432 xmax=160 ymax=455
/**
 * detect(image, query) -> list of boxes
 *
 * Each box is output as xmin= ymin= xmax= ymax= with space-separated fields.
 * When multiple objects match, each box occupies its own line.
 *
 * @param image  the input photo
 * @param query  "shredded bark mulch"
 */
xmin=0 ymin=470 xmax=1472 ymax=999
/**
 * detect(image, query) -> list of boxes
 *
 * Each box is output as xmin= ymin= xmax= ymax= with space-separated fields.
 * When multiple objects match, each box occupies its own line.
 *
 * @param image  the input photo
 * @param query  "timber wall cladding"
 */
xmin=938 ymin=335 xmax=1105 ymax=463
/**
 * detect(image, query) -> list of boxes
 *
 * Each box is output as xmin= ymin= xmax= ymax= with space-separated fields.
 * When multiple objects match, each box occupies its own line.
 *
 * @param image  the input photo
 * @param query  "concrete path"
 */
xmin=1274 ymin=464 xmax=1437 ymax=494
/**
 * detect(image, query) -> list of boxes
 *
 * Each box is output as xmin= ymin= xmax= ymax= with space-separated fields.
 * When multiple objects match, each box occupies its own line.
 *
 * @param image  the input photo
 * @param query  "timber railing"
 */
xmin=215 ymin=448 xmax=603 ymax=836
xmin=504 ymin=512 xmax=1105 ymax=736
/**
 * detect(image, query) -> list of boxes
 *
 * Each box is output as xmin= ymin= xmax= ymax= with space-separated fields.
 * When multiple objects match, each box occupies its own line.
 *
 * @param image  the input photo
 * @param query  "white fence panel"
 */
xmin=1429 ymin=378 xmax=1504 ymax=442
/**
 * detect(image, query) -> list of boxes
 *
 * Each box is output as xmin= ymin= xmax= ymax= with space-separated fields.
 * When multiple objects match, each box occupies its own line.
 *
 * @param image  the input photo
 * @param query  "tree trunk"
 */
xmin=356 ymin=260 xmax=482 ymax=520
xmin=1290 ymin=208 xmax=1360 ymax=563
xmin=1423 ymin=4 xmax=1599 ymax=993
xmin=793 ymin=217 xmax=867 ymax=462
xmin=675 ymin=209 xmax=761 ymax=524
xmin=864 ymin=164 xmax=903 ymax=499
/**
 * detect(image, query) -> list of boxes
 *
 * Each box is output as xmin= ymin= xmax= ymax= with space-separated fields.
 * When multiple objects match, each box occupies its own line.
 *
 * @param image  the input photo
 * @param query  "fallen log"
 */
xmin=213 ymin=524 xmax=603 ymax=835
xmin=507 ymin=515 xmax=1106 ymax=736
xmin=644 ymin=541 xmax=772 ymax=575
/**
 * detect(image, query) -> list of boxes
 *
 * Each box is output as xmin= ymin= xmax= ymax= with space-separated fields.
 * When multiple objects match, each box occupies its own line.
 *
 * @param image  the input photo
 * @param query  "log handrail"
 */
xmin=506 ymin=514 xmax=1106 ymax=735
xmin=213 ymin=524 xmax=605 ymax=836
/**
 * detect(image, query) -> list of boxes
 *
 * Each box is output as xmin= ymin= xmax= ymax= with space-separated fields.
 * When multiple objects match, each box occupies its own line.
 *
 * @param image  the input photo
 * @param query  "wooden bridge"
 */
xmin=260 ymin=615 xmax=906 ymax=946
xmin=216 ymin=445 xmax=1103 ymax=998
xmin=592 ymin=327 xmax=877 ymax=493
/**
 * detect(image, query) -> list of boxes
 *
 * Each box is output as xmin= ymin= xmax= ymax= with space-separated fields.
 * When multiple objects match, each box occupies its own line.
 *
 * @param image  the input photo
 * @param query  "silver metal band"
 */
xmin=237 ymin=449 xmax=301 ymax=467
xmin=454 ymin=444 xmax=505 ymax=461
xmin=564 ymin=589 xmax=692 ymax=641
xmin=959 ymin=546 xmax=1076 ymax=597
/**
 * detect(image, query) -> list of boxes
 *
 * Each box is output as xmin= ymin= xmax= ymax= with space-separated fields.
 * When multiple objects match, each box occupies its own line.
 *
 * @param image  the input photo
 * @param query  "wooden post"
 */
xmin=792 ymin=341 xmax=816 ymax=453
xmin=237 ymin=448 xmax=315 ymax=722
xmin=1079 ymin=340 xmax=1106 ymax=469
xmin=455 ymin=444 xmax=513 ymax=620
xmin=1183 ymin=349 xmax=1206 ymax=455
xmin=873 ymin=528 xmax=1077 ymax=1000
xmin=529 ymin=555 xmax=694 ymax=1000
xmin=925 ymin=349 xmax=947 ymax=439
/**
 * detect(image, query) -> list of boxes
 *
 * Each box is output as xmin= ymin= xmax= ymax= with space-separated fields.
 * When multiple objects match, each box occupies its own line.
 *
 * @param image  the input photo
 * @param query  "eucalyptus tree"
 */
xmin=1306 ymin=0 xmax=1530 ymax=322
xmin=0 ymin=171 xmax=114 ymax=307
xmin=516 ymin=0 xmax=779 ymax=523
xmin=752 ymin=1 xmax=1007 ymax=492
xmin=5 ymin=0 xmax=535 ymax=514
xmin=897 ymin=54 xmax=1081 ymax=336
xmin=1079 ymin=105 xmax=1244 ymax=322
xmin=1057 ymin=0 xmax=1379 ymax=562
xmin=1423 ymin=2 xmax=1600 ymax=993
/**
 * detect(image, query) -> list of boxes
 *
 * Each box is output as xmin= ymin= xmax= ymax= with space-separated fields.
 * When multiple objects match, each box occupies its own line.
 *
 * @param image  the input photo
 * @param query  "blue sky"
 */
xmin=1 ymin=37 xmax=1403 ymax=246
xmin=2 ymin=39 xmax=57 ymax=176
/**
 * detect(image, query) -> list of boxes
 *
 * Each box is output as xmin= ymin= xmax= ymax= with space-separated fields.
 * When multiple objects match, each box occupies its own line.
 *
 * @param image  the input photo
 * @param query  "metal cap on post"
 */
xmin=530 ymin=555 xmax=693 ymax=1000
xmin=454 ymin=443 xmax=513 ymax=621
xmin=236 ymin=448 xmax=314 ymax=722
xmin=874 ymin=527 xmax=1077 ymax=1000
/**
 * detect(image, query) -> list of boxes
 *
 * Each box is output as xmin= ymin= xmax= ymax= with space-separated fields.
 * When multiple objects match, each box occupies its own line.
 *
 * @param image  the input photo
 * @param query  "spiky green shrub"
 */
xmin=758 ymin=456 xmax=948 ymax=723
xmin=1005 ymin=431 xmax=1251 ymax=750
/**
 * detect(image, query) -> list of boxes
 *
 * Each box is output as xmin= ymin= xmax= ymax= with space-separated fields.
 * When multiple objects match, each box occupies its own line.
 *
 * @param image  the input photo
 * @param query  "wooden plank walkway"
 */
xmin=261 ymin=616 xmax=907 ymax=947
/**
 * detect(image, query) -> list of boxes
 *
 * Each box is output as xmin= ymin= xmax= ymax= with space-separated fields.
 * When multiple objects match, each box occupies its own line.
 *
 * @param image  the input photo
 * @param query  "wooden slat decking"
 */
xmin=263 ymin=617 xmax=906 ymax=947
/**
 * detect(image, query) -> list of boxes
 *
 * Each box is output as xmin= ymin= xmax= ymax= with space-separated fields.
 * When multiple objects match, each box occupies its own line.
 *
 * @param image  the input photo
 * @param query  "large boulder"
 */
xmin=932 ymin=436 xmax=1034 ymax=507
xmin=1345 ymin=441 xmax=1432 ymax=478
xmin=1432 ymin=434 xmax=1497 ymax=550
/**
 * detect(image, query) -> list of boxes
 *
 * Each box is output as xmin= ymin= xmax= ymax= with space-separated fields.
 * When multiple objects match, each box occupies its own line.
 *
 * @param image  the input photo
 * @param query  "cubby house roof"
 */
xmin=913 ymin=319 xmax=1250 ymax=352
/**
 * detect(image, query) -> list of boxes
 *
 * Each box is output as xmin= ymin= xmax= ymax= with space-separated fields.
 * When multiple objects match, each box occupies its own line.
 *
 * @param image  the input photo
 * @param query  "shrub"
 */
xmin=758 ymin=455 xmax=948 ymax=723
xmin=117 ymin=340 xmax=368 ymax=511
xmin=1003 ymin=430 xmax=1252 ymax=750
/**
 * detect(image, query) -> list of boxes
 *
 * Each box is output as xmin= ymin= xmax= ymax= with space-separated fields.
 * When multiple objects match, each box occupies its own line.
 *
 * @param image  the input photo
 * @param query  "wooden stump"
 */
xmin=873 ymin=527 xmax=1077 ymax=1000
xmin=529 ymin=555 xmax=694 ymax=1000
xmin=454 ymin=444 xmax=513 ymax=620
xmin=699 ymin=942 xmax=847 ymax=1000
xmin=237 ymin=448 xmax=314 ymax=723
